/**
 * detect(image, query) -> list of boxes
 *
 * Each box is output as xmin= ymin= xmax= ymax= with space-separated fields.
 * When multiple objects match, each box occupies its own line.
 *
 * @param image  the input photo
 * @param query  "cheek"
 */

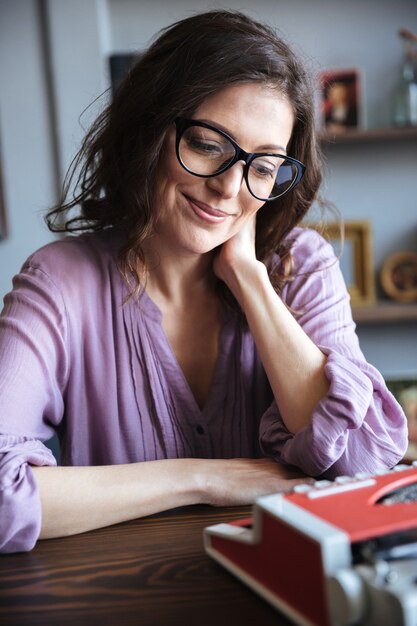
xmin=248 ymin=198 xmax=266 ymax=216
xmin=156 ymin=131 xmax=192 ymax=189
xmin=154 ymin=154 xmax=188 ymax=206
xmin=232 ymin=201 xmax=264 ymax=235
xmin=162 ymin=154 xmax=198 ymax=191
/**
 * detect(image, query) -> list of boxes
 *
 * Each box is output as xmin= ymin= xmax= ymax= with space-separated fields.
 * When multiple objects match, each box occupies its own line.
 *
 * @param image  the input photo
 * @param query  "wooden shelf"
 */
xmin=320 ymin=126 xmax=417 ymax=144
xmin=318 ymin=126 xmax=417 ymax=326
xmin=352 ymin=301 xmax=417 ymax=324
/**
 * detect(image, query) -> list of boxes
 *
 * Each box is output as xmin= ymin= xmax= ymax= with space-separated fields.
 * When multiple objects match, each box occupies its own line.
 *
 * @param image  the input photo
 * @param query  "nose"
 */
xmin=206 ymin=161 xmax=245 ymax=199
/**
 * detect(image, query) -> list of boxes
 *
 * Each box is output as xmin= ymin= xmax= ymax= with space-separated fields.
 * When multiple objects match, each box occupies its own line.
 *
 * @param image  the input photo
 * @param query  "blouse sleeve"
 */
xmin=0 ymin=261 xmax=67 ymax=552
xmin=259 ymin=228 xmax=408 ymax=478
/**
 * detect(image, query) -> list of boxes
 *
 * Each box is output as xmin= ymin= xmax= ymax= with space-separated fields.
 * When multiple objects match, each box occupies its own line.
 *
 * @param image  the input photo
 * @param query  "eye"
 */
xmin=186 ymin=136 xmax=224 ymax=156
xmin=251 ymin=157 xmax=279 ymax=179
xmin=182 ymin=127 xmax=235 ymax=162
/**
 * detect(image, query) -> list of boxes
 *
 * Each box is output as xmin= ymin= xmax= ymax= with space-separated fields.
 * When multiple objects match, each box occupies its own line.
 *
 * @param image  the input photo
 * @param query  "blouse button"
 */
xmin=196 ymin=425 xmax=205 ymax=435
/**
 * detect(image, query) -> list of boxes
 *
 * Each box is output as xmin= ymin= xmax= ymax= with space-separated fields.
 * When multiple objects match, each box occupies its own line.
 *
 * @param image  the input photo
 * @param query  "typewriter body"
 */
xmin=204 ymin=464 xmax=417 ymax=626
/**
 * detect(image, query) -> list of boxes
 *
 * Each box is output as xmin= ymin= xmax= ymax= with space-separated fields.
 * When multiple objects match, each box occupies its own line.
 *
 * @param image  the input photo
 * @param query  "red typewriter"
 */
xmin=204 ymin=464 xmax=417 ymax=626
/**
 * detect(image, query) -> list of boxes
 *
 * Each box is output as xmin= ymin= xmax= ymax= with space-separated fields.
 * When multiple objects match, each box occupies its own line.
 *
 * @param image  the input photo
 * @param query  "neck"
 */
xmin=142 ymin=237 xmax=217 ymax=304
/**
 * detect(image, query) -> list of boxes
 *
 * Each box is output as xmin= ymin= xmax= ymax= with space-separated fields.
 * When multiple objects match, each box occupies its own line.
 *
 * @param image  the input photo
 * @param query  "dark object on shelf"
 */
xmin=109 ymin=53 xmax=139 ymax=94
xmin=319 ymin=67 xmax=362 ymax=133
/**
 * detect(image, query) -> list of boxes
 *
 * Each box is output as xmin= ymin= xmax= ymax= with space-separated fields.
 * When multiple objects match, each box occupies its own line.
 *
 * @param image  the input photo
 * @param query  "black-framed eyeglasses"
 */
xmin=174 ymin=117 xmax=305 ymax=202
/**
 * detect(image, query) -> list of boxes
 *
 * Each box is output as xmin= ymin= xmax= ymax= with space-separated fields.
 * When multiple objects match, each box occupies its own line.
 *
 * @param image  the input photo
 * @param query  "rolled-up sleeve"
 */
xmin=259 ymin=228 xmax=408 ymax=477
xmin=0 ymin=436 xmax=56 ymax=553
xmin=0 ymin=260 xmax=68 ymax=552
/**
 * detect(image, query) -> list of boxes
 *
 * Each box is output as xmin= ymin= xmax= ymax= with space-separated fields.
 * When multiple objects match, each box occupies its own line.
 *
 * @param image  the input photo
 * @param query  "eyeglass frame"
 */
xmin=173 ymin=116 xmax=305 ymax=202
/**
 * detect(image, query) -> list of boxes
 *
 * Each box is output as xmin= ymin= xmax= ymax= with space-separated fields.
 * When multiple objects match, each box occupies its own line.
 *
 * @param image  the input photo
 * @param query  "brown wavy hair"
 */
xmin=46 ymin=9 xmax=323 ymax=298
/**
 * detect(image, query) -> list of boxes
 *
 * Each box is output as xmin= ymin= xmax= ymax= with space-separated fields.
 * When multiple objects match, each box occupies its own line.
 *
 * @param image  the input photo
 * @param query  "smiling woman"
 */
xmin=0 ymin=9 xmax=408 ymax=554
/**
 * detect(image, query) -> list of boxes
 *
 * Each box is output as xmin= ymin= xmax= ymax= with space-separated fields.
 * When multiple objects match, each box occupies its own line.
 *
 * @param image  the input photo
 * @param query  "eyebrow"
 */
xmin=195 ymin=118 xmax=288 ymax=154
xmin=257 ymin=142 xmax=287 ymax=153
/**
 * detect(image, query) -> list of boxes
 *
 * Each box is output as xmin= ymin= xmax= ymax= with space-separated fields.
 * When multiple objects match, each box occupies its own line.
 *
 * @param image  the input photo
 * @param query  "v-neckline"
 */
xmin=136 ymin=288 xmax=232 ymax=417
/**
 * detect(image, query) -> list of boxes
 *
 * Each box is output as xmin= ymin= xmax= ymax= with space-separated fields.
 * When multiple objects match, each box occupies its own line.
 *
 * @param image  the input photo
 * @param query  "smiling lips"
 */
xmin=186 ymin=195 xmax=234 ymax=224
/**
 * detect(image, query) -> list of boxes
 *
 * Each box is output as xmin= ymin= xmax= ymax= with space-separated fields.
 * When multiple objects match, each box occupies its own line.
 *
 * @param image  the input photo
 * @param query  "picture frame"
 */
xmin=309 ymin=220 xmax=376 ymax=306
xmin=319 ymin=68 xmax=362 ymax=133
xmin=108 ymin=53 xmax=138 ymax=95
xmin=386 ymin=378 xmax=417 ymax=461
xmin=380 ymin=251 xmax=417 ymax=303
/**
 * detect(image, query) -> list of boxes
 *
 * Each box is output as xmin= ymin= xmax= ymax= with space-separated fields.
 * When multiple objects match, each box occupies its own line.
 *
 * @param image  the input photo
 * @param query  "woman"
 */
xmin=0 ymin=10 xmax=407 ymax=553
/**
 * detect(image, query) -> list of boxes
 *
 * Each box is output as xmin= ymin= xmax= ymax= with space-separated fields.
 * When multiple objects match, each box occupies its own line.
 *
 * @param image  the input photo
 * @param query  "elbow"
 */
xmin=0 ymin=493 xmax=40 ymax=553
xmin=322 ymin=433 xmax=409 ymax=481
xmin=0 ymin=527 xmax=39 ymax=554
xmin=0 ymin=471 xmax=42 ymax=554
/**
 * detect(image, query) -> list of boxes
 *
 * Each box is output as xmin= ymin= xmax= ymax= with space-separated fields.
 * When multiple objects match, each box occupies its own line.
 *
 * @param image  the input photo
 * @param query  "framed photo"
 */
xmin=108 ymin=53 xmax=138 ymax=94
xmin=319 ymin=68 xmax=362 ymax=133
xmin=380 ymin=251 xmax=417 ymax=303
xmin=386 ymin=378 xmax=417 ymax=461
xmin=309 ymin=220 xmax=376 ymax=306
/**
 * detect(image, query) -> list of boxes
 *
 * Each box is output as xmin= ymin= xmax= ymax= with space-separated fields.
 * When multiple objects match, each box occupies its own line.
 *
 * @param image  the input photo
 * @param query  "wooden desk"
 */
xmin=0 ymin=505 xmax=293 ymax=626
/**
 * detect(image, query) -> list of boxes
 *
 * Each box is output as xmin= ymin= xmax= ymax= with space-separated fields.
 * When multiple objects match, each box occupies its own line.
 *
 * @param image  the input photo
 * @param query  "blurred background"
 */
xmin=1 ymin=0 xmax=416 ymax=387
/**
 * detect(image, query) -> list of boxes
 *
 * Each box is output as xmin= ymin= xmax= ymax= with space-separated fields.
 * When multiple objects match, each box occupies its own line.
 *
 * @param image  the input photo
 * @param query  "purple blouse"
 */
xmin=0 ymin=227 xmax=407 ymax=552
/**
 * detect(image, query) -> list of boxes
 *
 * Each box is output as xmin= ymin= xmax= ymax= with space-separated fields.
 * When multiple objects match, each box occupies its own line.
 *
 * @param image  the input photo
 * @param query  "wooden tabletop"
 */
xmin=0 ymin=505 xmax=294 ymax=626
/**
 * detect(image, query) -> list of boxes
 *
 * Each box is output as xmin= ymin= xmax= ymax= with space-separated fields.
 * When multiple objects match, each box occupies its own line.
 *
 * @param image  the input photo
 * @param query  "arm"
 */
xmin=214 ymin=220 xmax=408 ymax=477
xmin=31 ymin=458 xmax=308 ymax=540
xmin=214 ymin=217 xmax=329 ymax=434
xmin=0 ymin=259 xmax=66 ymax=552
xmin=0 ymin=433 xmax=308 ymax=550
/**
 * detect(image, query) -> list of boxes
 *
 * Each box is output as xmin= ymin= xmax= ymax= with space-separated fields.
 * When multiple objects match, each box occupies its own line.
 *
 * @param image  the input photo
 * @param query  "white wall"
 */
xmin=1 ymin=0 xmax=416 ymax=377
xmin=0 ymin=0 xmax=57 ymax=297
xmin=0 ymin=0 xmax=111 ymax=300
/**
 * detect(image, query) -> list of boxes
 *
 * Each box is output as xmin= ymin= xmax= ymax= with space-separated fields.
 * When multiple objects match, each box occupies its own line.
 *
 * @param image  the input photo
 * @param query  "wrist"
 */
xmin=188 ymin=458 xmax=215 ymax=505
xmin=171 ymin=458 xmax=211 ymax=505
xmin=223 ymin=260 xmax=269 ymax=309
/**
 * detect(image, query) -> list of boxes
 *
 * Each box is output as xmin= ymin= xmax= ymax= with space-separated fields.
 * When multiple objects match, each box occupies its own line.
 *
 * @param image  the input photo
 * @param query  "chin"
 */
xmin=182 ymin=232 xmax=225 ymax=256
xmin=185 ymin=239 xmax=219 ymax=256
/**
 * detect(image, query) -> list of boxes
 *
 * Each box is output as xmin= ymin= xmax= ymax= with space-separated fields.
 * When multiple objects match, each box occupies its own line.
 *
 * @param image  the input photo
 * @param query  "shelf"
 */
xmin=352 ymin=301 xmax=417 ymax=324
xmin=319 ymin=126 xmax=417 ymax=144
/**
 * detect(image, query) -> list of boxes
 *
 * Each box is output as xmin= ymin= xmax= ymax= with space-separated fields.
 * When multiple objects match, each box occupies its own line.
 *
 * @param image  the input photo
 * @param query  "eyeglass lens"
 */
xmin=178 ymin=125 xmax=300 ymax=200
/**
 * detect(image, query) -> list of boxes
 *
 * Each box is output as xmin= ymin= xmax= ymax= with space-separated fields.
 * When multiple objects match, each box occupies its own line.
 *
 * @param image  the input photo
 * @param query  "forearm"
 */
xmin=31 ymin=459 xmax=203 ymax=539
xmin=226 ymin=261 xmax=329 ymax=433
xmin=261 ymin=350 xmax=409 ymax=477
xmin=31 ymin=457 xmax=309 ymax=541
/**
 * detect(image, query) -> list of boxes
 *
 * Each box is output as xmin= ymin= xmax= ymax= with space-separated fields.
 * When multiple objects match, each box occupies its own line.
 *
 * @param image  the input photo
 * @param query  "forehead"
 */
xmin=192 ymin=82 xmax=294 ymax=150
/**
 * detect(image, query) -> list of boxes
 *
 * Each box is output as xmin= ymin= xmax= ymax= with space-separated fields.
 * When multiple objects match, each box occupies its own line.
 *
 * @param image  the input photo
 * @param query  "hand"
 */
xmin=199 ymin=457 xmax=312 ymax=507
xmin=212 ymin=213 xmax=258 ymax=286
